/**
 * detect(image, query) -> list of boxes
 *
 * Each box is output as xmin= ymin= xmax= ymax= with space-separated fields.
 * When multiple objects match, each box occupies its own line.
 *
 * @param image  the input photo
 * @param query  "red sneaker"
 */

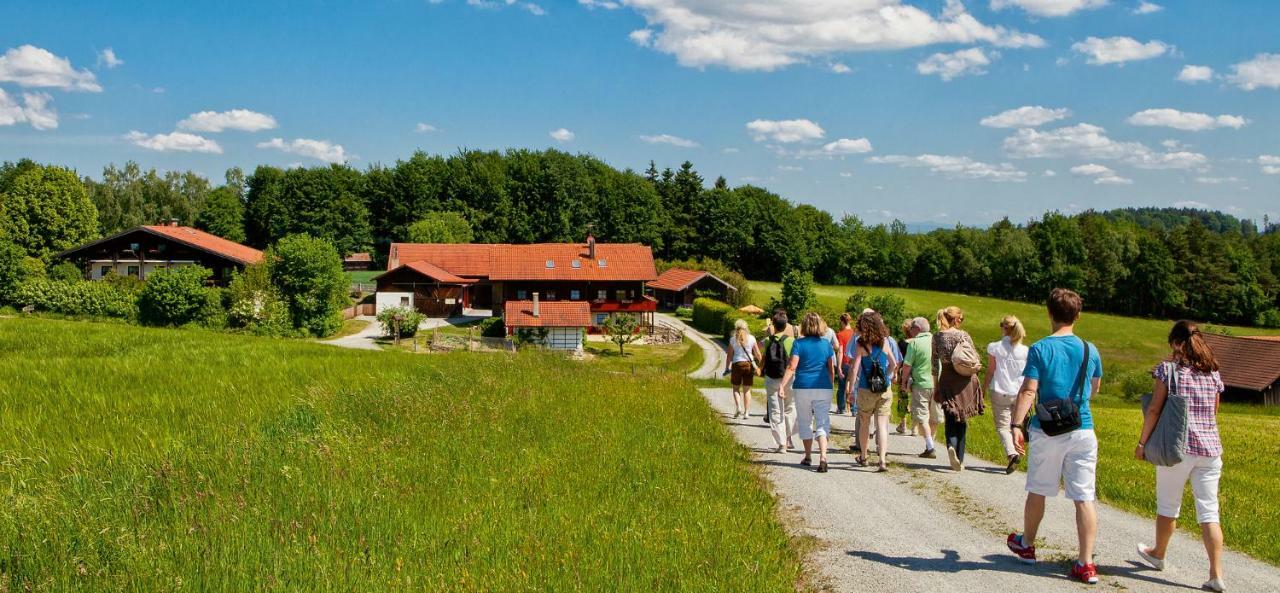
xmin=1006 ymin=533 xmax=1036 ymax=564
xmin=1070 ymin=562 xmax=1099 ymax=585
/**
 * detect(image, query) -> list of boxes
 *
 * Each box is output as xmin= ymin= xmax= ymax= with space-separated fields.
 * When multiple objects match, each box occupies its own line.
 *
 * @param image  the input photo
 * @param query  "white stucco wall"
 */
xmin=375 ymin=292 xmax=414 ymax=314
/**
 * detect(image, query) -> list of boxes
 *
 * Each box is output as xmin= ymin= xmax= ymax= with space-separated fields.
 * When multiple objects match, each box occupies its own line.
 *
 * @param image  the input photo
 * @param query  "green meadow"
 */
xmin=750 ymin=281 xmax=1280 ymax=565
xmin=0 ymin=318 xmax=801 ymax=592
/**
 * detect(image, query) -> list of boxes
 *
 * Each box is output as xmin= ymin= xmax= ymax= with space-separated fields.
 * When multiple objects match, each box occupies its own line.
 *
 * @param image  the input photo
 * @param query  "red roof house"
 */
xmin=55 ymin=222 xmax=263 ymax=285
xmin=647 ymin=268 xmax=738 ymax=309
xmin=1200 ymin=333 xmax=1280 ymax=405
xmin=375 ymin=236 xmax=657 ymax=327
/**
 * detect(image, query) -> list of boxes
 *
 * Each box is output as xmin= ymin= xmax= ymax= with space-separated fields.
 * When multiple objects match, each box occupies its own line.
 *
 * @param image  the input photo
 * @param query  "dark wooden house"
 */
xmin=1200 ymin=333 xmax=1280 ymax=406
xmin=647 ymin=268 xmax=737 ymax=309
xmin=55 ymin=222 xmax=263 ymax=286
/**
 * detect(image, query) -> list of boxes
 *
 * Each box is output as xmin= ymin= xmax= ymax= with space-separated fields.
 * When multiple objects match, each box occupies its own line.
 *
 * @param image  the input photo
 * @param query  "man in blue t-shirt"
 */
xmin=1006 ymin=288 xmax=1105 ymax=586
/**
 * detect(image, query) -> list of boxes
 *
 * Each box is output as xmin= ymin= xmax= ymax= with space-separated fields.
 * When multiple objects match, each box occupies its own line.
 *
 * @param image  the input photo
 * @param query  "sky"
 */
xmin=1 ymin=0 xmax=1278 ymax=227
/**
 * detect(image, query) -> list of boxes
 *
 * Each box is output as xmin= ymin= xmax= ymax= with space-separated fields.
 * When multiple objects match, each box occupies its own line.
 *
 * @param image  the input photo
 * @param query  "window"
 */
xmin=400 ymin=296 xmax=410 ymax=307
xmin=545 ymin=260 xmax=555 ymax=269
xmin=616 ymin=290 xmax=626 ymax=301
xmin=595 ymin=313 xmax=608 ymax=326
xmin=597 ymin=259 xmax=607 ymax=267
xmin=129 ymin=242 xmax=140 ymax=252
xmin=570 ymin=290 xmax=580 ymax=300
xmin=516 ymin=290 xmax=528 ymax=300
xmin=546 ymin=291 xmax=557 ymax=300
xmin=597 ymin=290 xmax=607 ymax=301
xmin=99 ymin=266 xmax=110 ymax=277
xmin=571 ymin=260 xmax=582 ymax=269
xmin=127 ymin=265 xmax=139 ymax=277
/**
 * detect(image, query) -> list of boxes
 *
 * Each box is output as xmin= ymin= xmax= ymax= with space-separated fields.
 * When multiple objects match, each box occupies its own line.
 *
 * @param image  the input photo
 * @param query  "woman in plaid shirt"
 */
xmin=1134 ymin=320 xmax=1227 ymax=593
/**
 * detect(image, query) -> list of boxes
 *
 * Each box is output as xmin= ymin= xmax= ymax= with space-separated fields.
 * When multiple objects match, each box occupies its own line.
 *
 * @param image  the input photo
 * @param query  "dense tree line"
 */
xmin=2 ymin=152 xmax=1278 ymax=327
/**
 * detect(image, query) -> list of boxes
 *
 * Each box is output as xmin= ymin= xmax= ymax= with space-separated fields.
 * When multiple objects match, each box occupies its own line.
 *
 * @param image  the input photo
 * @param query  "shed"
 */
xmin=1199 ymin=333 xmax=1280 ymax=405
xmin=504 ymin=297 xmax=589 ymax=352
xmin=647 ymin=268 xmax=737 ymax=309
xmin=344 ymin=252 xmax=373 ymax=271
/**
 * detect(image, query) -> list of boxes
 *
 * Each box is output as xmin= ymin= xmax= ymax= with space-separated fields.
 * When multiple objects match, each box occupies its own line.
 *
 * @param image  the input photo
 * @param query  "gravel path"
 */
xmin=655 ymin=312 xmax=724 ymax=380
xmin=321 ymin=315 xmax=488 ymax=351
xmin=700 ymin=387 xmax=1280 ymax=593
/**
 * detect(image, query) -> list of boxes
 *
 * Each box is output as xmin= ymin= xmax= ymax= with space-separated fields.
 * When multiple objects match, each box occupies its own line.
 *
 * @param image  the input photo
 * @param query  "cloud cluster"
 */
xmin=1227 ymin=53 xmax=1280 ymax=91
xmin=125 ymin=131 xmax=223 ymax=154
xmin=980 ymin=106 xmax=1071 ymax=128
xmin=990 ymin=0 xmax=1108 ymax=17
xmin=0 ymin=89 xmax=57 ymax=130
xmin=98 ymin=48 xmax=124 ymax=69
xmin=621 ymin=0 xmax=1042 ymax=71
xmin=549 ymin=128 xmax=575 ymax=143
xmin=0 ymin=45 xmax=101 ymax=92
xmin=178 ymin=109 xmax=278 ymax=133
xmin=640 ymin=133 xmax=699 ymax=148
xmin=415 ymin=122 xmax=439 ymax=133
xmin=1071 ymin=36 xmax=1170 ymax=65
xmin=257 ymin=138 xmax=348 ymax=163
xmin=747 ymin=118 xmax=825 ymax=144
xmin=917 ymin=48 xmax=993 ymax=81
xmin=1003 ymin=123 xmax=1207 ymax=170
xmin=1260 ymin=155 xmax=1280 ymax=175
xmin=869 ymin=154 xmax=1027 ymax=182
xmin=1125 ymin=108 xmax=1246 ymax=131
xmin=1070 ymin=163 xmax=1132 ymax=185
xmin=1176 ymin=65 xmax=1214 ymax=84
xmin=1133 ymin=1 xmax=1162 ymax=15
xmin=465 ymin=0 xmax=545 ymax=16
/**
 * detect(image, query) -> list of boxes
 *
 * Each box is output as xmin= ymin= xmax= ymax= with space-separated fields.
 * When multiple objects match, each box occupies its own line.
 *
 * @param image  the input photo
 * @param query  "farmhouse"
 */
xmin=374 ymin=236 xmax=657 ymax=329
xmin=1200 ymin=333 xmax=1280 ymax=406
xmin=647 ymin=268 xmax=737 ymax=309
xmin=55 ymin=221 xmax=263 ymax=286
xmin=343 ymin=252 xmax=373 ymax=271
xmin=504 ymin=295 xmax=589 ymax=352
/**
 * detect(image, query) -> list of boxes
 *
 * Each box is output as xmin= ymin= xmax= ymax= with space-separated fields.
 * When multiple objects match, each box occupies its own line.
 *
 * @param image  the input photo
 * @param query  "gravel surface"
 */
xmin=701 ymin=387 xmax=1280 ymax=593
xmin=656 ymin=312 xmax=724 ymax=379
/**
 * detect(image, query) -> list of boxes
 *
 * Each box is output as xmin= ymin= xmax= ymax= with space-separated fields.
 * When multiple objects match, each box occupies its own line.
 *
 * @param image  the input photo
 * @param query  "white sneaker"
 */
xmin=1203 ymin=578 xmax=1226 ymax=592
xmin=1136 ymin=544 xmax=1166 ymax=571
xmin=947 ymin=446 xmax=962 ymax=471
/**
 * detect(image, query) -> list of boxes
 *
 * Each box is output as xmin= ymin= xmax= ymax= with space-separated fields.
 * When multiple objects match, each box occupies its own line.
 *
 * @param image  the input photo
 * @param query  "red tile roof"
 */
xmin=141 ymin=225 xmax=263 ymax=265
xmin=397 ymin=261 xmax=475 ymax=284
xmin=504 ymin=300 xmax=591 ymax=328
xmin=345 ymin=252 xmax=372 ymax=262
xmin=650 ymin=268 xmax=732 ymax=292
xmin=388 ymin=242 xmax=656 ymax=282
xmin=1199 ymin=333 xmax=1280 ymax=392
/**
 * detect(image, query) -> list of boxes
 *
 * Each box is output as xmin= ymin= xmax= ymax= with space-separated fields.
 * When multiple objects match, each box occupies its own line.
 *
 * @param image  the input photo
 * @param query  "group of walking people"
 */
xmin=723 ymin=288 xmax=1229 ymax=591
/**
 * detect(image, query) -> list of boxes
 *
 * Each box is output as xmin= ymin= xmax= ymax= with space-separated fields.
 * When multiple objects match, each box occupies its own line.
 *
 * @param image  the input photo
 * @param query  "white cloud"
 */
xmin=466 ymin=0 xmax=545 ymax=15
xmin=415 ymin=122 xmax=439 ymax=133
xmin=1173 ymin=200 xmax=1210 ymax=209
xmin=1194 ymin=176 xmax=1239 ymax=185
xmin=1177 ymin=65 xmax=1214 ymax=84
xmin=0 ymin=89 xmax=58 ymax=130
xmin=980 ymin=106 xmax=1071 ymax=128
xmin=615 ymin=0 xmax=1042 ymax=72
xmin=746 ymin=118 xmax=825 ymax=143
xmin=1125 ymin=108 xmax=1247 ymax=132
xmin=177 ymin=109 xmax=278 ymax=133
xmin=1227 ymin=53 xmax=1280 ymax=91
xmin=125 ymin=131 xmax=222 ymax=154
xmin=1070 ymin=163 xmax=1132 ymax=185
xmin=868 ymin=154 xmax=1027 ymax=182
xmin=640 ymin=133 xmax=699 ymax=148
xmin=830 ymin=62 xmax=852 ymax=74
xmin=777 ymin=165 xmax=803 ymax=172
xmin=579 ymin=0 xmax=620 ymax=8
xmin=821 ymin=138 xmax=873 ymax=155
xmin=98 ymin=47 xmax=123 ymax=69
xmin=1003 ymin=123 xmax=1208 ymax=170
xmin=1132 ymin=1 xmax=1162 ymax=14
xmin=1260 ymin=155 xmax=1280 ymax=175
xmin=0 ymin=45 xmax=101 ymax=92
xmin=549 ymin=128 xmax=575 ymax=143
xmin=990 ymin=0 xmax=1108 ymax=17
xmin=917 ymin=48 xmax=994 ymax=81
xmin=257 ymin=137 xmax=348 ymax=163
xmin=1043 ymin=169 xmax=1057 ymax=177
xmin=722 ymin=147 xmax=740 ymax=153
xmin=1071 ymin=36 xmax=1170 ymax=65
xmin=839 ymin=171 xmax=854 ymax=178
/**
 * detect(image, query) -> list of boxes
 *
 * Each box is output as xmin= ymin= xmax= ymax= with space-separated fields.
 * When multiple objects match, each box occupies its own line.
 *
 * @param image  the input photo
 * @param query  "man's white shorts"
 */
xmin=1026 ymin=427 xmax=1098 ymax=502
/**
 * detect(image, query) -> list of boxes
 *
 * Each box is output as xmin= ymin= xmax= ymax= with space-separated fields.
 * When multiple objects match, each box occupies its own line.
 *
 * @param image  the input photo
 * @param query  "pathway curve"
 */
xmin=655 ymin=312 xmax=724 ymax=379
xmin=700 ymin=387 xmax=1280 ymax=593
xmin=321 ymin=314 xmax=488 ymax=351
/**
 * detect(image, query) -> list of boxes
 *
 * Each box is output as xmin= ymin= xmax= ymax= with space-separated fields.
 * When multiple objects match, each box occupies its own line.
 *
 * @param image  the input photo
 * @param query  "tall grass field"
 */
xmin=751 ymin=281 xmax=1280 ymax=565
xmin=0 ymin=318 xmax=802 ymax=591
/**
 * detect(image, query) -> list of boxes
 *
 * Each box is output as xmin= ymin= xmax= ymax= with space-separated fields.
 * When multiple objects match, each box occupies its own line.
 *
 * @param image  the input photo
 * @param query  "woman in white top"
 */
xmin=985 ymin=315 xmax=1029 ymax=474
xmin=724 ymin=318 xmax=762 ymax=419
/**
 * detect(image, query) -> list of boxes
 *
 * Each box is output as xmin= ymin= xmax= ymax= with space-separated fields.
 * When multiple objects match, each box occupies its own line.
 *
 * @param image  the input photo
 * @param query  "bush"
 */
xmin=227 ymin=263 xmax=295 ymax=337
xmin=868 ymin=293 xmax=908 ymax=330
xmin=844 ymin=290 xmax=869 ymax=316
xmin=692 ymin=297 xmax=757 ymax=338
xmin=674 ymin=306 xmax=693 ymax=319
xmin=0 ymin=241 xmax=40 ymax=305
xmin=377 ymin=306 xmax=425 ymax=338
xmin=269 ymin=234 xmax=349 ymax=337
xmin=1257 ymin=308 xmax=1280 ymax=329
xmin=139 ymin=266 xmax=217 ymax=327
xmin=14 ymin=279 xmax=138 ymax=319
xmin=479 ymin=316 xmax=506 ymax=338
xmin=48 ymin=261 xmax=83 ymax=283
xmin=778 ymin=270 xmax=816 ymax=321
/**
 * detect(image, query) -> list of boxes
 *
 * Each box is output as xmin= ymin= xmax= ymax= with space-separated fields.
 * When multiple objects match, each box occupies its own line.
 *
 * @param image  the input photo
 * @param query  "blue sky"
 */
xmin=2 ymin=0 xmax=1278 ymax=226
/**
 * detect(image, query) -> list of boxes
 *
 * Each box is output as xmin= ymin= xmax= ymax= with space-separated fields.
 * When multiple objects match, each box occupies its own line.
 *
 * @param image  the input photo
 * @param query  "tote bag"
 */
xmin=1140 ymin=362 xmax=1190 ymax=467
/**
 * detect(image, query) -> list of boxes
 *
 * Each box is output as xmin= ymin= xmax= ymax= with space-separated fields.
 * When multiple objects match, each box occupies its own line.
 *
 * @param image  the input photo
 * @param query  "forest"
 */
xmin=2 ymin=149 xmax=1278 ymax=327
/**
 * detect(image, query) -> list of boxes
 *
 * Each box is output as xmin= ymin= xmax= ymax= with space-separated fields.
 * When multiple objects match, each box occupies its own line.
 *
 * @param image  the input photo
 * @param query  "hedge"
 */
xmin=691 ymin=297 xmax=758 ymax=338
xmin=14 ymin=279 xmax=138 ymax=320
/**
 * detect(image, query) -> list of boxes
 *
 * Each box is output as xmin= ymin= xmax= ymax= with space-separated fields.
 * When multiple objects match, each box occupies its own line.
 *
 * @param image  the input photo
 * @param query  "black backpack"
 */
xmin=763 ymin=336 xmax=788 ymax=379
xmin=865 ymin=345 xmax=890 ymax=394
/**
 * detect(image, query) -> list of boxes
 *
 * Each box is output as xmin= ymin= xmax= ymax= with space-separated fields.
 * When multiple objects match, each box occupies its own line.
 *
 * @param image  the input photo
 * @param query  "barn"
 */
xmin=1199 ymin=333 xmax=1280 ymax=406
xmin=647 ymin=268 xmax=737 ymax=309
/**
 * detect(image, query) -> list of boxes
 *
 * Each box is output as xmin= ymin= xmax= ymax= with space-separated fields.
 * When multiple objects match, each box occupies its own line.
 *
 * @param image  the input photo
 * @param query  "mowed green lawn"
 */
xmin=751 ymin=281 xmax=1280 ymax=565
xmin=0 ymin=318 xmax=801 ymax=591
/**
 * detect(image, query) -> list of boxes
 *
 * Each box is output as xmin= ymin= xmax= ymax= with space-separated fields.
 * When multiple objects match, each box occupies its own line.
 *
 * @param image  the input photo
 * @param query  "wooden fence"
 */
xmin=342 ymin=303 xmax=376 ymax=319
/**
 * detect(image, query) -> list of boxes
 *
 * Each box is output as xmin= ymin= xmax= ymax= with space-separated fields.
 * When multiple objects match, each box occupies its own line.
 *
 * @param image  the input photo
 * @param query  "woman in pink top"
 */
xmin=1134 ymin=320 xmax=1227 ymax=593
